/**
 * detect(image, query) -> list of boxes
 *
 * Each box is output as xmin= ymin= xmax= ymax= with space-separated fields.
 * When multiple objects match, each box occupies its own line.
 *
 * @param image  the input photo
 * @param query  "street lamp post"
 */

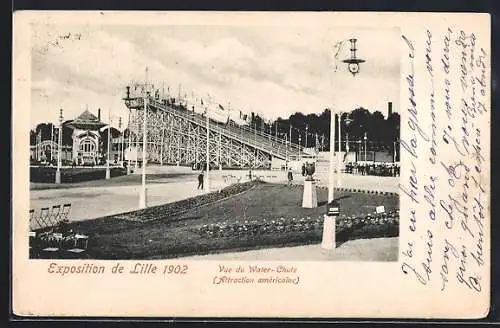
xmin=327 ymin=109 xmax=336 ymax=203
xmin=323 ymin=38 xmax=364 ymax=250
xmin=55 ymin=108 xmax=63 ymax=184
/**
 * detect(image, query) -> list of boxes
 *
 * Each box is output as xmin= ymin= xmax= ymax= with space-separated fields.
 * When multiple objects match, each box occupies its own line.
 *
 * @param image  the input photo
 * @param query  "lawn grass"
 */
xmin=52 ymin=182 xmax=399 ymax=260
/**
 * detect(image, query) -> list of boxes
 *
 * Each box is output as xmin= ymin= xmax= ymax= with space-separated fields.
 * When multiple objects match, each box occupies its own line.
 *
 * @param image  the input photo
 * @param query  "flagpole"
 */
xmin=285 ymin=134 xmax=288 ymax=170
xmin=139 ymin=67 xmax=149 ymax=209
xmin=218 ymin=130 xmax=221 ymax=172
xmin=119 ymin=117 xmax=124 ymax=164
xmin=106 ymin=109 xmax=111 ymax=180
xmin=364 ymin=132 xmax=367 ymax=163
xmin=305 ymin=125 xmax=308 ymax=150
xmin=127 ymin=110 xmax=131 ymax=174
xmin=275 ymin=121 xmax=278 ymax=142
xmin=337 ymin=111 xmax=342 ymax=188
xmin=51 ymin=124 xmax=54 ymax=163
xmin=55 ymin=108 xmax=63 ymax=184
xmin=139 ymin=94 xmax=148 ymax=208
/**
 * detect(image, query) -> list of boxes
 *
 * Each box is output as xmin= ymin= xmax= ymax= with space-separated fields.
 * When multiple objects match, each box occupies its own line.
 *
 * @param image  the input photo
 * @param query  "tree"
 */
xmin=33 ymin=121 xmax=73 ymax=146
xmin=346 ymin=107 xmax=371 ymax=142
xmin=386 ymin=112 xmax=401 ymax=142
xmin=100 ymin=127 xmax=122 ymax=152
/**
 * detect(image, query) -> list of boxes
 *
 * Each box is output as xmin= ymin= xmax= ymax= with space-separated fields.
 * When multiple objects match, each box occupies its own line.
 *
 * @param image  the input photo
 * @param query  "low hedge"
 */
xmin=30 ymin=167 xmax=127 ymax=183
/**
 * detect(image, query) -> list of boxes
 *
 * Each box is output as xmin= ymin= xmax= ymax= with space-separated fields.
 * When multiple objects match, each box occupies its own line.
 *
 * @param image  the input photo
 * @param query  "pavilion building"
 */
xmin=66 ymin=109 xmax=107 ymax=166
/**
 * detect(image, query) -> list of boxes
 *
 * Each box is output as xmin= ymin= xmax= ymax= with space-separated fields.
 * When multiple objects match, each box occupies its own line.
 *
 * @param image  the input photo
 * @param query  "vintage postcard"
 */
xmin=12 ymin=11 xmax=490 ymax=318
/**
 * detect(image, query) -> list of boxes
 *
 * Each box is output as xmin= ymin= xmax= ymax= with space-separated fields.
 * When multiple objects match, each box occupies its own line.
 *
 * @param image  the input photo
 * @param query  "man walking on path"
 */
xmin=198 ymin=170 xmax=204 ymax=190
xmin=287 ymin=168 xmax=293 ymax=187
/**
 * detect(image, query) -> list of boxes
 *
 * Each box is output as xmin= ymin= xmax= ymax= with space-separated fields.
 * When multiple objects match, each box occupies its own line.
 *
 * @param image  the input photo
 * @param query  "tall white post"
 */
xmin=364 ymin=132 xmax=367 ymax=163
xmin=139 ymin=95 xmax=148 ymax=209
xmin=285 ymin=135 xmax=288 ymax=170
xmin=119 ymin=117 xmax=124 ymax=164
xmin=55 ymin=109 xmax=63 ymax=184
xmin=106 ymin=109 xmax=111 ymax=180
xmin=305 ymin=125 xmax=308 ymax=150
xmin=328 ymin=109 xmax=336 ymax=203
xmin=127 ymin=112 xmax=131 ymax=174
xmin=205 ymin=107 xmax=210 ymax=192
xmin=299 ymin=135 xmax=302 ymax=161
xmin=160 ymin=127 xmax=164 ymax=166
xmin=337 ymin=111 xmax=342 ymax=188
xmin=134 ymin=132 xmax=138 ymax=170
xmin=393 ymin=140 xmax=396 ymax=163
xmin=50 ymin=124 xmax=54 ymax=163
xmin=218 ymin=131 xmax=222 ymax=171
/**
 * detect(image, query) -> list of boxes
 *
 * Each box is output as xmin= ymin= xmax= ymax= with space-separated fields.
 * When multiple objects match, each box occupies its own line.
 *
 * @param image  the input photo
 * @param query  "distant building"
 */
xmin=66 ymin=109 xmax=107 ymax=165
xmin=31 ymin=108 xmax=125 ymax=166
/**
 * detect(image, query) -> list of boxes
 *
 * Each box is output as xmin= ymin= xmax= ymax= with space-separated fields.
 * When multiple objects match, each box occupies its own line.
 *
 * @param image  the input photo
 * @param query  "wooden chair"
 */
xmin=60 ymin=203 xmax=72 ymax=221
xmin=47 ymin=204 xmax=62 ymax=227
xmin=39 ymin=207 xmax=51 ymax=229
xmin=65 ymin=234 xmax=89 ymax=258
xmin=38 ymin=231 xmax=63 ymax=258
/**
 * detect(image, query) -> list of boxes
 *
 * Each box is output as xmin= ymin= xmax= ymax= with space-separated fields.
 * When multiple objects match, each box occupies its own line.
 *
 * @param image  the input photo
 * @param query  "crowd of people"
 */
xmin=344 ymin=162 xmax=400 ymax=177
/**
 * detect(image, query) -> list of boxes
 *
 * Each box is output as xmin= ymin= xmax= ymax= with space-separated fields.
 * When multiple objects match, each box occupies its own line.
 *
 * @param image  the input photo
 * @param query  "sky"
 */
xmin=30 ymin=24 xmax=400 ymax=129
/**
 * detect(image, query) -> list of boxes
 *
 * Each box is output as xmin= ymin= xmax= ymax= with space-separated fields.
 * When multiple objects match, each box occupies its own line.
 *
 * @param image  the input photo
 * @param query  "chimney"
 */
xmin=98 ymin=108 xmax=101 ymax=121
xmin=388 ymin=102 xmax=393 ymax=117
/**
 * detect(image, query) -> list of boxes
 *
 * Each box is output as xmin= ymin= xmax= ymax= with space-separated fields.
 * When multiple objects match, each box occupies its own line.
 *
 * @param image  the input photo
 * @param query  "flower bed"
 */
xmin=107 ymin=180 xmax=264 ymax=222
xmin=194 ymin=210 xmax=399 ymax=240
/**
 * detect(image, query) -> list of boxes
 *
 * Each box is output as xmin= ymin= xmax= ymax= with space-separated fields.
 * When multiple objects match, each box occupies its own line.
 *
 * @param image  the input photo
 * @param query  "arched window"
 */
xmin=80 ymin=139 xmax=96 ymax=153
